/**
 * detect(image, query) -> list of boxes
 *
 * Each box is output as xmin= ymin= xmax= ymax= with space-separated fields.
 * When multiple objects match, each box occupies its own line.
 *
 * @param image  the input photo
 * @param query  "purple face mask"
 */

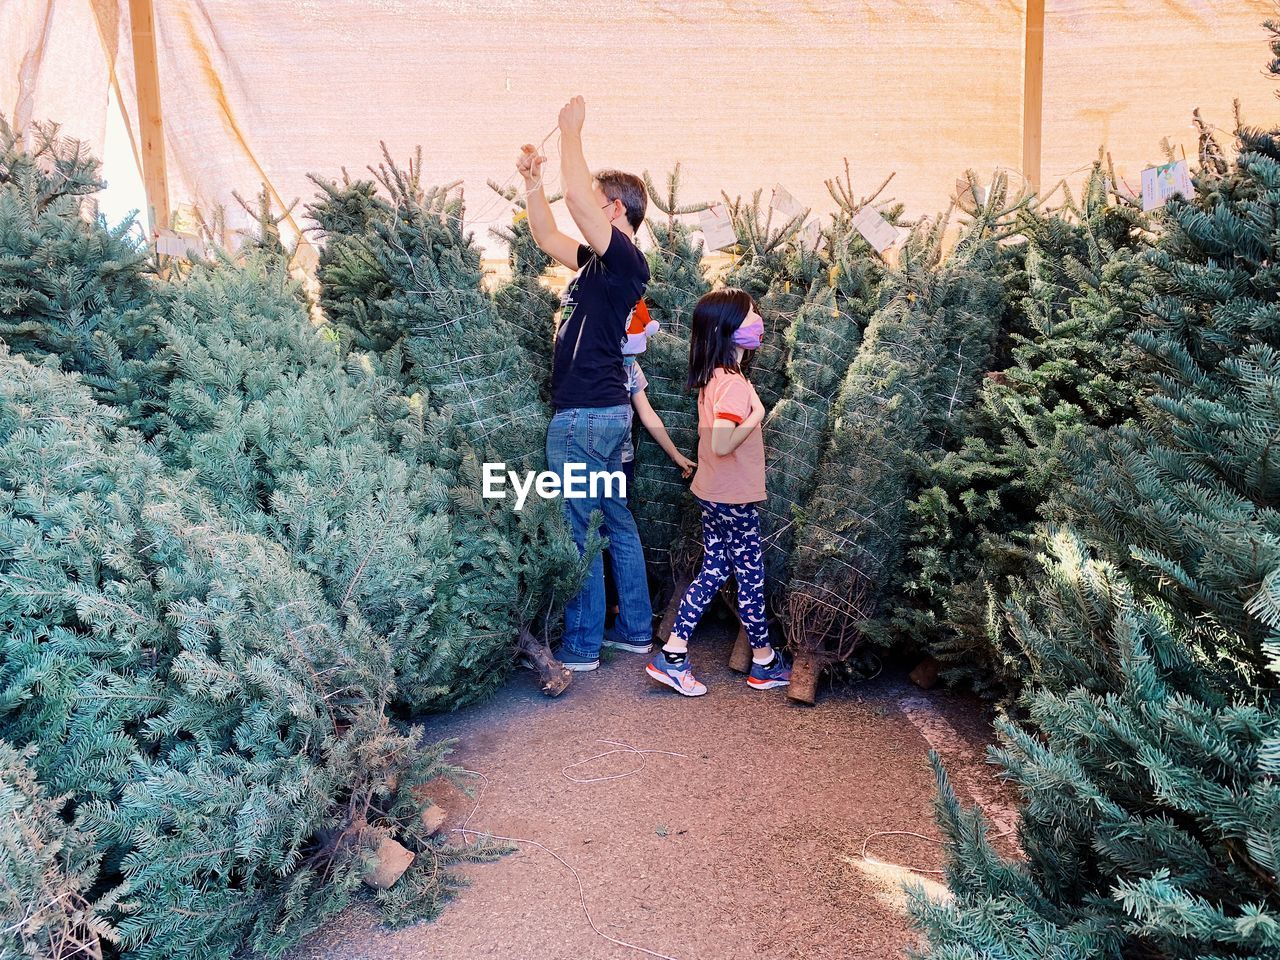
xmin=733 ymin=315 xmax=764 ymax=350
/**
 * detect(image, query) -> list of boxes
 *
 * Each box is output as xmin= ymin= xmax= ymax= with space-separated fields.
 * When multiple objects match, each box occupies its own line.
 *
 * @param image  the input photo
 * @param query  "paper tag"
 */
xmin=512 ymin=209 xmax=528 ymax=225
xmin=698 ymin=202 xmax=737 ymax=252
xmin=851 ymin=206 xmax=901 ymax=254
xmin=769 ymin=183 xmax=805 ymax=220
xmin=173 ymin=202 xmax=201 ymax=235
xmin=799 ymin=218 xmax=821 ymax=251
xmin=1141 ymin=159 xmax=1194 ymax=211
xmin=155 ymin=228 xmax=206 ymax=260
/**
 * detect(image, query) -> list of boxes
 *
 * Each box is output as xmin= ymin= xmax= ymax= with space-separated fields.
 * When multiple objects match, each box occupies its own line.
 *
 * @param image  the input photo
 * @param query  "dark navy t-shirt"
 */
xmin=551 ymin=226 xmax=650 ymax=410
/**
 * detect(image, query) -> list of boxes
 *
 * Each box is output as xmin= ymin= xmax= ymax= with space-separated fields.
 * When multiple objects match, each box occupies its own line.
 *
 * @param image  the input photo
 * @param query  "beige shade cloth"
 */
xmin=2 ymin=0 xmax=1276 ymax=252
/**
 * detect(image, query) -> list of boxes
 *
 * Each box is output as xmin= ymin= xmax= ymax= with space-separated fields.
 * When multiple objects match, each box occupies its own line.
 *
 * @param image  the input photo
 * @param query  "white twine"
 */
xmin=561 ymin=738 xmax=690 ymax=784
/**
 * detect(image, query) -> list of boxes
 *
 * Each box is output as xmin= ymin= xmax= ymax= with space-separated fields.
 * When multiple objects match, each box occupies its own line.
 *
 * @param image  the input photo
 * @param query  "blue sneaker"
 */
xmin=747 ymin=652 xmax=791 ymax=690
xmin=602 ymin=629 xmax=653 ymax=655
xmin=645 ymin=652 xmax=707 ymax=697
xmin=559 ymin=649 xmax=600 ymax=672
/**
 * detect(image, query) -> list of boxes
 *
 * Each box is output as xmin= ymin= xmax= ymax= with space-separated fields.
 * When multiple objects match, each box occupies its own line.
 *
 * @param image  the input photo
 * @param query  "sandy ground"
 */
xmin=286 ymin=621 xmax=1020 ymax=960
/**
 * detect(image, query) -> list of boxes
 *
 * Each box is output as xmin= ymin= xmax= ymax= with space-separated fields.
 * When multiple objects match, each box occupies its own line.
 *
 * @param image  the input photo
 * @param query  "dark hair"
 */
xmin=594 ymin=169 xmax=646 ymax=232
xmin=687 ymin=288 xmax=757 ymax=390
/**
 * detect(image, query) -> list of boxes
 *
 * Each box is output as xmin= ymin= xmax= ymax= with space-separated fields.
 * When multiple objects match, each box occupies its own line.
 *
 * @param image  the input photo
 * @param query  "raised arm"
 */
xmin=518 ymin=144 xmax=580 ymax=269
xmin=557 ymin=96 xmax=614 ymax=256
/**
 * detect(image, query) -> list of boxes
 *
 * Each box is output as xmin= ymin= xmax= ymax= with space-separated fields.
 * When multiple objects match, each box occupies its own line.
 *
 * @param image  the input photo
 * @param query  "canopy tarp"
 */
xmin=2 ymin=0 xmax=1274 ymax=251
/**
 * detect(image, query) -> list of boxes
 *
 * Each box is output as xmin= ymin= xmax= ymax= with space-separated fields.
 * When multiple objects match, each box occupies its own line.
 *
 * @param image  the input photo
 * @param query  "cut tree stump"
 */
xmin=909 ymin=657 xmax=940 ymax=690
xmin=655 ymin=575 xmax=693 ymax=644
xmin=787 ymin=651 xmax=821 ymax=705
xmin=420 ymin=803 xmax=448 ymax=835
xmin=517 ymin=627 xmax=572 ymax=697
xmin=363 ymin=835 xmax=415 ymax=889
xmin=728 ymin=624 xmax=752 ymax=674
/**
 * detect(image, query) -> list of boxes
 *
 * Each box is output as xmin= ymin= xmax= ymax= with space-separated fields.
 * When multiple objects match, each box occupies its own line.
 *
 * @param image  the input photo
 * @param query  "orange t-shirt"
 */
xmin=689 ymin=368 xmax=767 ymax=505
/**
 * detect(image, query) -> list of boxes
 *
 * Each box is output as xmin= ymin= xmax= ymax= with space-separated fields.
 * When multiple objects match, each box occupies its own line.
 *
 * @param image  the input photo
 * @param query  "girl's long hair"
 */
xmin=687 ymin=288 xmax=757 ymax=390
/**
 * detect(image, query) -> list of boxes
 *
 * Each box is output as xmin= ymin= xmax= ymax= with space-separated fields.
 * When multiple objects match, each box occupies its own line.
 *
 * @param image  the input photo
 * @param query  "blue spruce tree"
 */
xmin=911 ymin=125 xmax=1280 ymax=960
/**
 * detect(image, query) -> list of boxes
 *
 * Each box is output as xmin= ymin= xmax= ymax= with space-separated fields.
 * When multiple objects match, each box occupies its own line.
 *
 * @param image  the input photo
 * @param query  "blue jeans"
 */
xmin=547 ymin=406 xmax=653 ymax=658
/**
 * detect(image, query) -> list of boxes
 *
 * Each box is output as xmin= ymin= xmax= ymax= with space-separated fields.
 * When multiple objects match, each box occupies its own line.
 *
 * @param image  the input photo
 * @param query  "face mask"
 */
xmin=733 ymin=315 xmax=764 ymax=350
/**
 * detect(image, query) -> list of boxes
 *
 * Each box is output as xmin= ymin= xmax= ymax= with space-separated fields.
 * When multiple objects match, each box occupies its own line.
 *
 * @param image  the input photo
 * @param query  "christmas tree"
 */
xmin=911 ymin=125 xmax=1280 ymax=959
xmin=0 ymin=740 xmax=105 ymax=959
xmin=892 ymin=162 xmax=1150 ymax=696
xmin=487 ymin=180 xmax=560 ymax=404
xmin=0 ymin=116 xmax=167 ymax=429
xmin=630 ymin=168 xmax=708 ymax=581
xmin=0 ymin=122 xmax=577 ymax=710
xmin=310 ymin=149 xmax=545 ymax=467
xmin=308 ymin=148 xmax=590 ymax=693
xmin=151 ymin=251 xmax=546 ymax=710
xmin=0 ymin=345 xmax=457 ymax=959
xmin=721 ymin=187 xmax=825 ymax=410
xmin=784 ymin=183 xmax=1017 ymax=702
xmin=758 ymin=167 xmax=901 ymax=597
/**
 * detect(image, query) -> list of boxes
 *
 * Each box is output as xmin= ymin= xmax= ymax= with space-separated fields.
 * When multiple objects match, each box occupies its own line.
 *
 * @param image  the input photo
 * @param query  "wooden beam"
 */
xmin=129 ymin=0 xmax=168 ymax=232
xmin=1021 ymin=0 xmax=1045 ymax=193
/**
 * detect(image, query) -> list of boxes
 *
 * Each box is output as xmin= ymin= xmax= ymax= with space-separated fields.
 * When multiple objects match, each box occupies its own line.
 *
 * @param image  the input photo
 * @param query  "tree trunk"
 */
xmin=655 ymin=574 xmax=693 ymax=645
xmin=787 ymin=650 xmax=821 ymax=705
xmin=362 ymin=835 xmax=415 ymax=889
xmin=517 ymin=626 xmax=572 ymax=697
xmin=729 ymin=624 xmax=752 ymax=673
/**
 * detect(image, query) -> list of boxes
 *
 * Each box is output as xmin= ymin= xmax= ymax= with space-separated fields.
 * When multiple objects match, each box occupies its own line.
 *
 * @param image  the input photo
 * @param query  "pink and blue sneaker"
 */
xmin=747 ymin=652 xmax=792 ymax=690
xmin=645 ymin=651 xmax=707 ymax=697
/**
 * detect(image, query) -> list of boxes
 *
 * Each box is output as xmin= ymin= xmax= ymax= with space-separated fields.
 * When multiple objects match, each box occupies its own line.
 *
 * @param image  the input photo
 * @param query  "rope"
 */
xmin=561 ymin=738 xmax=690 ymax=784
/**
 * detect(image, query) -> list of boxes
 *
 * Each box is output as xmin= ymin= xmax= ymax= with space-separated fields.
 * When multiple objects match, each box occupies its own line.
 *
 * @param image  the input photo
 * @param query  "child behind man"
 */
xmin=603 ymin=300 xmax=696 ymax=653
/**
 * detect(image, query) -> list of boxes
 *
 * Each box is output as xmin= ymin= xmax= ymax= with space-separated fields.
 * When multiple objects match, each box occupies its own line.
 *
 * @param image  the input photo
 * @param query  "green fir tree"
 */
xmin=488 ymin=180 xmax=560 ymax=404
xmin=784 ymin=183 xmax=1018 ymax=700
xmin=631 ymin=167 xmax=709 ymax=585
xmin=893 ymin=162 xmax=1149 ymax=696
xmin=0 ymin=346 xmax=458 ymax=960
xmin=911 ymin=125 xmax=1280 ymax=960
xmin=0 ymin=116 xmax=167 ymax=428
xmin=308 ymin=147 xmax=591 ymax=691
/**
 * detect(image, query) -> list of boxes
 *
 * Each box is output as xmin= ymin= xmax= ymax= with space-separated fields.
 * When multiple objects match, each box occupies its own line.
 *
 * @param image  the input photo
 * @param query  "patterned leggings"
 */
xmin=671 ymin=498 xmax=770 ymax=648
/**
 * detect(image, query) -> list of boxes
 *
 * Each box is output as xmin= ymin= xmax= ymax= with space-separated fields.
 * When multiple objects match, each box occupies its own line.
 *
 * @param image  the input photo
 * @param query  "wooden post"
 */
xmin=129 ymin=0 xmax=168 ymax=232
xmin=1021 ymin=0 xmax=1045 ymax=193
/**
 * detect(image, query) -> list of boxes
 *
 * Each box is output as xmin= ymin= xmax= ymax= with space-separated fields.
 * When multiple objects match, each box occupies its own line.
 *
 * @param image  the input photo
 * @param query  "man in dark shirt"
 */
xmin=517 ymin=95 xmax=653 ymax=671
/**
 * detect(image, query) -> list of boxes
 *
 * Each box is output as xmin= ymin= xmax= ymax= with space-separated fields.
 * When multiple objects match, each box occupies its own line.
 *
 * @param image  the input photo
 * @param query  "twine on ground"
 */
xmin=561 ymin=738 xmax=690 ymax=784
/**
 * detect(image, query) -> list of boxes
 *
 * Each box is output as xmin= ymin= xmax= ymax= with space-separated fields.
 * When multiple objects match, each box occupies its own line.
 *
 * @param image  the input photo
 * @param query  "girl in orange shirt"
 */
xmin=645 ymin=289 xmax=791 ymax=697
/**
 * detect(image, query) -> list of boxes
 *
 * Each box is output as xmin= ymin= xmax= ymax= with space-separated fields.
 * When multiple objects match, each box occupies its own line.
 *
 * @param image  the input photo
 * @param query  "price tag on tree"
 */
xmin=698 ymin=202 xmax=737 ymax=252
xmin=850 ymin=205 xmax=901 ymax=254
xmin=799 ymin=218 xmax=821 ymax=251
xmin=769 ymin=183 xmax=805 ymax=221
xmin=1140 ymin=159 xmax=1194 ymax=211
xmin=173 ymin=202 xmax=202 ymax=235
xmin=155 ymin=227 xmax=206 ymax=260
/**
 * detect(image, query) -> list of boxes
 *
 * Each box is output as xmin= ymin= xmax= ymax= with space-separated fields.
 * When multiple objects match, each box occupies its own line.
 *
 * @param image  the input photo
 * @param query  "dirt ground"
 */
xmin=287 ymin=621 xmax=1020 ymax=960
